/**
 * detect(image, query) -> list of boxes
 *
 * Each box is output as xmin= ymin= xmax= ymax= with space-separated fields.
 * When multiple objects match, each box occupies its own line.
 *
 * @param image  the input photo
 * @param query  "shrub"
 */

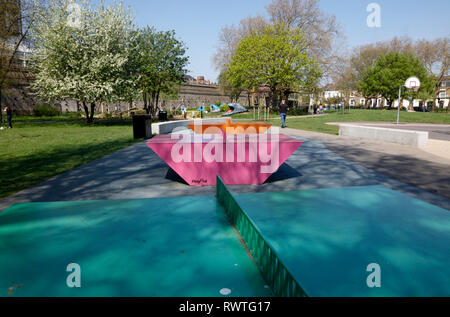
xmin=215 ymin=102 xmax=221 ymax=107
xmin=33 ymin=104 xmax=59 ymax=117
xmin=220 ymin=104 xmax=230 ymax=112
xmin=205 ymin=105 xmax=211 ymax=112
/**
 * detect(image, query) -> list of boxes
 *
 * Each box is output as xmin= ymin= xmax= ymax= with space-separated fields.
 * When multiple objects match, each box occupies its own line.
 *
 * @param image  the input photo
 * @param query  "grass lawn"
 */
xmin=204 ymin=109 xmax=449 ymax=134
xmin=267 ymin=110 xmax=450 ymax=135
xmin=0 ymin=122 xmax=141 ymax=199
xmin=10 ymin=113 xmax=135 ymax=123
xmin=203 ymin=111 xmax=281 ymax=120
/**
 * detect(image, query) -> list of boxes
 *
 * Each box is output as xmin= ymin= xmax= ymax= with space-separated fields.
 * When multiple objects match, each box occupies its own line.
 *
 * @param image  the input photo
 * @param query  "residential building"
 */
xmin=309 ymin=77 xmax=450 ymax=110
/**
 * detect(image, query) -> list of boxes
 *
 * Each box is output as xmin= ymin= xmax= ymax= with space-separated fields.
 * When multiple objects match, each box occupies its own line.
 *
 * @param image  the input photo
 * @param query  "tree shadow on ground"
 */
xmin=322 ymin=141 xmax=450 ymax=201
xmin=0 ymin=138 xmax=140 ymax=199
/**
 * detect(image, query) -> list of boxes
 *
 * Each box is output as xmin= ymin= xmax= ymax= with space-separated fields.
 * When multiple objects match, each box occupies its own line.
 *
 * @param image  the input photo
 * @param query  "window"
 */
xmin=439 ymin=90 xmax=446 ymax=98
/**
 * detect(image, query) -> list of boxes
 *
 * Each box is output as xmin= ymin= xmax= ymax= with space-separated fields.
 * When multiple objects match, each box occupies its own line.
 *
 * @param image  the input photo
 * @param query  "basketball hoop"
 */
xmin=405 ymin=77 xmax=421 ymax=92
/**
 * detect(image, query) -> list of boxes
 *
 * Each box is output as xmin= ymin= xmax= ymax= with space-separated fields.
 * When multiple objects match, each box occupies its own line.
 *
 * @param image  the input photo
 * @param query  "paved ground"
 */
xmin=328 ymin=122 xmax=450 ymax=141
xmin=1 ymin=128 xmax=449 ymax=212
xmin=284 ymin=128 xmax=450 ymax=203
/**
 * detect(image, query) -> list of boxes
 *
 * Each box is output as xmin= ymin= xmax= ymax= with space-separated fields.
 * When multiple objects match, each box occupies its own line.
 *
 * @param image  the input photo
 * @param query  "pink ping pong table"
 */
xmin=147 ymin=133 xmax=303 ymax=186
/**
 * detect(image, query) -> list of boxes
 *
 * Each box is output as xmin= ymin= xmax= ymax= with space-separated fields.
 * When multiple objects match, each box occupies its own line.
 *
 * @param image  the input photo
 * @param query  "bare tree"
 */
xmin=346 ymin=43 xmax=388 ymax=108
xmin=333 ymin=56 xmax=357 ymax=114
xmin=383 ymin=36 xmax=414 ymax=54
xmin=266 ymin=0 xmax=344 ymax=81
xmin=213 ymin=15 xmax=267 ymax=72
xmin=414 ymin=37 xmax=449 ymax=110
xmin=0 ymin=0 xmax=44 ymax=120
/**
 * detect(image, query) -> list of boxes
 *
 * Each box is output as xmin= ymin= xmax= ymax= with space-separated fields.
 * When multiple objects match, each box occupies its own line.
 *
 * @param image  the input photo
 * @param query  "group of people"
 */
xmin=313 ymin=105 xmax=324 ymax=115
xmin=2 ymin=105 xmax=13 ymax=129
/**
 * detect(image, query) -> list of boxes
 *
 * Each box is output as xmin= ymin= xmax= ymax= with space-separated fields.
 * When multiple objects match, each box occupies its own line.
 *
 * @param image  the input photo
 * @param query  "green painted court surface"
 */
xmin=233 ymin=186 xmax=450 ymax=297
xmin=0 ymin=196 xmax=271 ymax=297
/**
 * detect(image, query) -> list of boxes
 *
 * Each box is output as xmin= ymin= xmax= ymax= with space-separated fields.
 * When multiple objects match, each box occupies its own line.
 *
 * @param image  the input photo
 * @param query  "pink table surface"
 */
xmin=147 ymin=133 xmax=303 ymax=186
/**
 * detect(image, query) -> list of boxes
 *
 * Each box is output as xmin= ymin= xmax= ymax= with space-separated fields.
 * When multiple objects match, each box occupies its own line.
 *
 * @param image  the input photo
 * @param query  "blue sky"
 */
xmin=113 ymin=0 xmax=450 ymax=81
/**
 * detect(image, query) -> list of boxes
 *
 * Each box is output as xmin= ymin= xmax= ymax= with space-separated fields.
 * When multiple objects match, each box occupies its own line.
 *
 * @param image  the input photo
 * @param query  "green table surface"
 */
xmin=0 ymin=196 xmax=271 ymax=297
xmin=234 ymin=186 xmax=450 ymax=297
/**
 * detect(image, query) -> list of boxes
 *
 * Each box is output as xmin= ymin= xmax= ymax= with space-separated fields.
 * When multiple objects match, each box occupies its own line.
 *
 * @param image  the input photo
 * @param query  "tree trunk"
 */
xmin=283 ymin=90 xmax=290 ymax=102
xmin=432 ymin=91 xmax=439 ymax=112
xmin=143 ymin=92 xmax=148 ymax=114
xmin=149 ymin=91 xmax=158 ymax=117
xmin=155 ymin=90 xmax=160 ymax=114
xmin=82 ymin=102 xmax=90 ymax=124
xmin=270 ymin=89 xmax=277 ymax=111
xmin=89 ymin=103 xmax=95 ymax=123
xmin=148 ymin=93 xmax=154 ymax=116
xmin=364 ymin=97 xmax=369 ymax=110
xmin=0 ymin=86 xmax=3 ymax=123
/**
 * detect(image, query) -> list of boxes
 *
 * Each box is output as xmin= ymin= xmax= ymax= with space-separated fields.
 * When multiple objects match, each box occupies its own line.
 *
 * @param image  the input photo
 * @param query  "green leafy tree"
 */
xmin=31 ymin=0 xmax=136 ymax=123
xmin=325 ymin=95 xmax=344 ymax=109
xmin=358 ymin=52 xmax=435 ymax=108
xmin=135 ymin=27 xmax=189 ymax=116
xmin=218 ymin=68 xmax=243 ymax=102
xmin=226 ymin=23 xmax=320 ymax=108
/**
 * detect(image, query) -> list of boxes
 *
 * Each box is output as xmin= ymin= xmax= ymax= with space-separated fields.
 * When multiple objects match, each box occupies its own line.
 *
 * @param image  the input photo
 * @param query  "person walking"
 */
xmin=180 ymin=103 xmax=186 ymax=119
xmin=4 ymin=106 xmax=13 ymax=128
xmin=279 ymin=100 xmax=289 ymax=129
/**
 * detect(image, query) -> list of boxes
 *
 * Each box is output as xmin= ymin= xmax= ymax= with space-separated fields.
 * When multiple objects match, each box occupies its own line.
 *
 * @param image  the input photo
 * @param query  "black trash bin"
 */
xmin=132 ymin=114 xmax=152 ymax=139
xmin=158 ymin=111 xmax=168 ymax=122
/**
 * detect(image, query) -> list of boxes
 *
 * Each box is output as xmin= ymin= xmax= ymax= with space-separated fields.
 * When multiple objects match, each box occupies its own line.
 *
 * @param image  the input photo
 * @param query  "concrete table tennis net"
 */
xmin=147 ymin=133 xmax=303 ymax=186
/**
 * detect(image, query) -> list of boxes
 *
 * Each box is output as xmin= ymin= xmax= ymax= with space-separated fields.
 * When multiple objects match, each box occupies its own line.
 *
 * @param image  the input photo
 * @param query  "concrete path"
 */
xmin=282 ymin=128 xmax=450 ymax=204
xmin=326 ymin=122 xmax=450 ymax=160
xmin=1 ymin=129 xmax=449 ymax=212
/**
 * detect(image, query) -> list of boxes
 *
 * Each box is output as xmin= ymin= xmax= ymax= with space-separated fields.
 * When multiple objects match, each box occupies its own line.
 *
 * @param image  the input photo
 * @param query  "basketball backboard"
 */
xmin=405 ymin=77 xmax=421 ymax=91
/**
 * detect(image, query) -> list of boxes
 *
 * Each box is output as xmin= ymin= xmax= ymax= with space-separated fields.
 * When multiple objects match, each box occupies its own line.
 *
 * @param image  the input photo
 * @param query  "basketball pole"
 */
xmin=396 ymin=85 xmax=403 ymax=125
xmin=397 ymin=77 xmax=421 ymax=125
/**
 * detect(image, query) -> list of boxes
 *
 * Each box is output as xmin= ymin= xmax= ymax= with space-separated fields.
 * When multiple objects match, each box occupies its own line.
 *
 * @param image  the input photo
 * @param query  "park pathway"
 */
xmin=1 ymin=128 xmax=449 ymax=212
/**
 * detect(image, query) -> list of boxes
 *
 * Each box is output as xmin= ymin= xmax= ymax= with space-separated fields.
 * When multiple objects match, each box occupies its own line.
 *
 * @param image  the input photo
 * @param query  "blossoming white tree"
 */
xmin=31 ymin=0 xmax=136 ymax=123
